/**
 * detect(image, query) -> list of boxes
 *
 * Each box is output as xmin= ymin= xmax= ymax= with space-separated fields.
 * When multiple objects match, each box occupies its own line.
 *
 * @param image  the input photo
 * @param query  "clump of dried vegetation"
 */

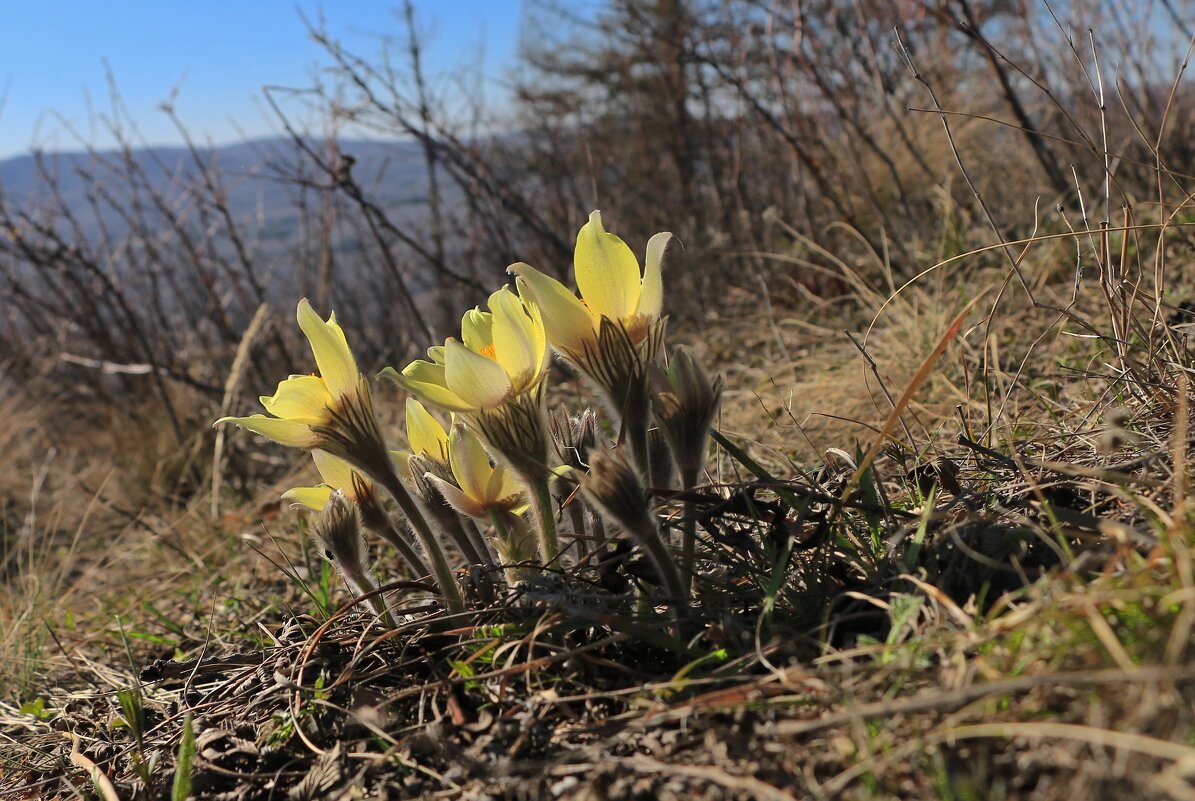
xmin=5 ymin=1 xmax=1195 ymax=798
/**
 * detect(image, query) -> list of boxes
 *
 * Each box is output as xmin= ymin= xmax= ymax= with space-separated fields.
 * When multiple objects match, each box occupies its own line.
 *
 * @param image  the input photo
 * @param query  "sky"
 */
xmin=0 ymin=1 xmax=525 ymax=159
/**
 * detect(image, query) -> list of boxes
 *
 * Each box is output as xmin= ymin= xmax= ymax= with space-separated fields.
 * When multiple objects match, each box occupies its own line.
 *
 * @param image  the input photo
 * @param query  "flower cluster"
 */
xmin=216 ymin=211 xmax=721 ymax=623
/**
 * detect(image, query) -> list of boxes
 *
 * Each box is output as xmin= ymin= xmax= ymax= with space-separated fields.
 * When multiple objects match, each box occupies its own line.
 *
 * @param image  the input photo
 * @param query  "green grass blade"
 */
xmin=172 ymin=712 xmax=195 ymax=801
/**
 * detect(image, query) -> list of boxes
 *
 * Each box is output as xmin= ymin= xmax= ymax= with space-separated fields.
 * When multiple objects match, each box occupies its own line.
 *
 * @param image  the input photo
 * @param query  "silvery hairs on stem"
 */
xmin=581 ymin=449 xmax=688 ymax=608
xmin=316 ymin=491 xmax=392 ymax=625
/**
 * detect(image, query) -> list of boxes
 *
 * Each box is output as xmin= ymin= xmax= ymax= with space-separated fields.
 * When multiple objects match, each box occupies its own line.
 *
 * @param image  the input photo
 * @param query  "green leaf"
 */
xmin=709 ymin=430 xmax=804 ymax=509
xmin=710 ymin=430 xmax=812 ymax=615
xmin=172 ymin=713 xmax=195 ymax=801
xmin=18 ymin=699 xmax=53 ymax=721
xmin=886 ymin=594 xmax=925 ymax=646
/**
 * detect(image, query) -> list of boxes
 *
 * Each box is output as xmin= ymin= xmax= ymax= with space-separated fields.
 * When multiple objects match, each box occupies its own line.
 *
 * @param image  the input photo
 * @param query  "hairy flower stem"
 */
xmin=436 ymin=507 xmax=487 ymax=566
xmin=567 ymin=502 xmax=589 ymax=559
xmin=625 ymin=413 xmax=652 ymax=482
xmin=680 ymin=466 xmax=699 ymax=594
xmin=347 ymin=577 xmax=396 ymax=629
xmin=525 ymin=474 xmax=560 ymax=565
xmin=627 ymin=515 xmax=688 ymax=618
xmin=373 ymin=522 xmax=431 ymax=580
xmin=487 ymin=509 xmax=523 ymax=587
xmin=376 ymin=469 xmax=465 ymax=614
xmin=462 ymin=516 xmax=496 ymax=565
xmin=357 ymin=495 xmax=430 ymax=579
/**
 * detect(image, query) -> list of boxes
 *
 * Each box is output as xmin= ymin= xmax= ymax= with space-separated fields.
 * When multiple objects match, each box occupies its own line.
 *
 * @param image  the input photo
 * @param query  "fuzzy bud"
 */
xmin=651 ymin=348 xmax=723 ymax=483
xmin=406 ymin=453 xmax=454 ymax=509
xmin=581 ymin=449 xmax=651 ymax=531
xmin=405 ymin=452 xmax=490 ymax=566
xmin=550 ymin=407 xmax=598 ymax=470
xmin=315 ymin=491 xmax=392 ymax=625
xmin=582 ymin=450 xmax=688 ymax=607
xmin=317 ymin=491 xmax=366 ymax=571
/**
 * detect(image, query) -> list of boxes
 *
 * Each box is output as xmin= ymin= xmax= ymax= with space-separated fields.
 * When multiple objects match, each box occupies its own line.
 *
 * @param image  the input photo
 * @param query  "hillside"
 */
xmin=4 ymin=1 xmax=1195 ymax=798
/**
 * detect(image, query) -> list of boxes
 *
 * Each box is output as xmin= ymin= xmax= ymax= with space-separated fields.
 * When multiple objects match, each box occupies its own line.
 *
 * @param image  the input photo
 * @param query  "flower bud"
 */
xmin=581 ymin=450 xmax=650 ymax=531
xmin=651 ymin=347 xmax=723 ymax=483
xmin=582 ymin=450 xmax=688 ymax=607
xmin=550 ymin=407 xmax=598 ymax=470
xmin=315 ymin=491 xmax=392 ymax=625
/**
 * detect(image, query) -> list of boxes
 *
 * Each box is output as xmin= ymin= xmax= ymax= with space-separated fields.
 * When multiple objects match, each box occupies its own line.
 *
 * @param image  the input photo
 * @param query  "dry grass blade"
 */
xmin=841 ymin=290 xmax=988 ymax=503
xmin=67 ymin=733 xmax=121 ymax=801
xmin=210 ymin=302 xmax=271 ymax=518
xmin=825 ymin=721 xmax=1195 ymax=796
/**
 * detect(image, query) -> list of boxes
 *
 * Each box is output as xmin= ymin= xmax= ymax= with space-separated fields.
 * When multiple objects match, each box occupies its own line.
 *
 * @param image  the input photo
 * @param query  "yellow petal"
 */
xmin=509 ymin=262 xmax=594 ymax=356
xmin=489 ymin=287 xmax=545 ymax=392
xmin=448 ymin=423 xmax=493 ymax=503
xmin=312 ymin=449 xmax=355 ymax=491
xmin=444 ymin=339 xmax=512 ymax=410
xmin=574 ymin=210 xmax=641 ymax=324
xmin=379 ymin=363 xmax=474 ymax=412
xmin=405 ymin=398 xmax=449 ymax=460
xmin=282 ymin=485 xmax=333 ymax=511
xmin=424 ymin=474 xmax=485 ymax=519
xmin=427 ymin=345 xmax=446 ymax=365
xmin=296 ymin=299 xmax=358 ymax=400
xmin=484 ymin=463 xmax=524 ymax=510
xmin=524 ymin=302 xmax=552 ymax=379
xmin=216 ymin=414 xmax=318 ymax=448
xmin=460 ymin=307 xmax=493 ymax=353
xmin=259 ymin=374 xmax=332 ymax=422
xmin=636 ymin=231 xmax=672 ymax=326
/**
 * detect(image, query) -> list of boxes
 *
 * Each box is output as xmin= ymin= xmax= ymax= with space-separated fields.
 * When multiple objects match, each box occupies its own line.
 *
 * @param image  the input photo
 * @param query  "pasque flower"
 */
xmin=314 ymin=491 xmax=394 ymax=627
xmin=280 ymin=449 xmax=431 ymax=578
xmin=510 ymin=211 xmax=673 ymax=475
xmin=425 ymin=422 xmax=525 ymax=520
xmin=383 ymin=287 xmax=561 ymax=563
xmin=509 ymin=210 xmax=672 ymax=355
xmin=382 ymin=288 xmax=549 ymax=417
xmin=651 ymin=347 xmax=723 ymax=591
xmin=217 ymin=299 xmax=465 ymax=614
xmin=651 ymin=348 xmax=723 ymax=481
xmin=389 ymin=397 xmax=451 ymax=485
xmin=217 ymin=299 xmax=366 ymax=451
xmin=404 ymin=398 xmax=450 ymax=462
xmin=282 ymin=449 xmax=368 ymax=512
xmin=394 ymin=399 xmax=493 ymax=566
xmin=581 ymin=449 xmax=689 ymax=613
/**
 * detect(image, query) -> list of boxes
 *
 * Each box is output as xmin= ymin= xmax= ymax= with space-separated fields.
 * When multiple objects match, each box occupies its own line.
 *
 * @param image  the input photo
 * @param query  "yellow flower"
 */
xmin=381 ymin=287 xmax=548 ymax=414
xmin=383 ymin=287 xmax=558 ymax=562
xmin=509 ymin=210 xmax=672 ymax=355
xmin=217 ymin=299 xmax=361 ymax=448
xmin=282 ymin=449 xmax=408 ymax=511
xmin=282 ymin=449 xmax=434 ymax=580
xmin=390 ymin=398 xmax=452 ymax=481
xmin=217 ymin=299 xmax=465 ymax=612
xmin=281 ymin=449 xmax=358 ymax=511
xmin=424 ymin=423 xmax=525 ymax=520
xmin=405 ymin=398 xmax=450 ymax=461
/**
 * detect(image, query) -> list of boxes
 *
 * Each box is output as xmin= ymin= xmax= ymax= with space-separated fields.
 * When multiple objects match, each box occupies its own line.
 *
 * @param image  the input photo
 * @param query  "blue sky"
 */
xmin=0 ymin=1 xmax=524 ymax=158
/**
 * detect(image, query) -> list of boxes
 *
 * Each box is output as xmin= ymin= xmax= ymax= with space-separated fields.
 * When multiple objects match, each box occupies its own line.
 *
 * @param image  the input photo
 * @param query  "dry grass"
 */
xmin=4 ymin=204 xmax=1195 ymax=798
xmin=2 ymin=3 xmax=1193 ymax=794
